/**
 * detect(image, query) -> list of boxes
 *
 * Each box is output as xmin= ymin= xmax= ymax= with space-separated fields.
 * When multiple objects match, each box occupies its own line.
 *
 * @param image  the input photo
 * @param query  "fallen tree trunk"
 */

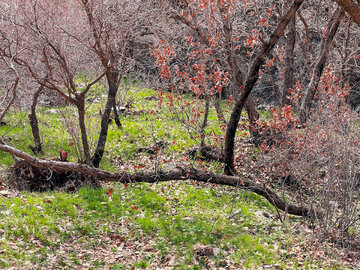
xmin=0 ymin=143 xmax=320 ymax=218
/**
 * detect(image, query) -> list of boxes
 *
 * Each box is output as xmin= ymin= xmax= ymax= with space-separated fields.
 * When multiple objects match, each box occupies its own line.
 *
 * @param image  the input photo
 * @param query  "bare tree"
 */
xmin=76 ymin=0 xmax=154 ymax=167
xmin=0 ymin=0 xmax=107 ymax=164
xmin=299 ymin=7 xmax=345 ymax=123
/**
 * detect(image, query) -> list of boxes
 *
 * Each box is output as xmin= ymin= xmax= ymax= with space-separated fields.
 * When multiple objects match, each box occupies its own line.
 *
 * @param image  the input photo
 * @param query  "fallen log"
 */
xmin=0 ymin=143 xmax=320 ymax=218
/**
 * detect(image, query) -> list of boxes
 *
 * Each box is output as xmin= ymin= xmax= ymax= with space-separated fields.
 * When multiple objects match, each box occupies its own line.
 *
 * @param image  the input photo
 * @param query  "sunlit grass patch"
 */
xmin=0 ymin=181 xmax=298 ymax=269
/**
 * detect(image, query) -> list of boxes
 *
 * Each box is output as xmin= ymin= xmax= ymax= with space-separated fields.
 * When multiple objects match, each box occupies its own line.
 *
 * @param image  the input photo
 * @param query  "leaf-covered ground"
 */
xmin=0 ymin=180 xmax=358 ymax=269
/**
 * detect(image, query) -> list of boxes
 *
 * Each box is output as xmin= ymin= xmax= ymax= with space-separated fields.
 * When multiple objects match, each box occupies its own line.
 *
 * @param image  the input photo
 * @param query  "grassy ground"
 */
xmin=0 ymin=85 xmax=358 ymax=269
xmin=0 ymin=181 xmax=347 ymax=269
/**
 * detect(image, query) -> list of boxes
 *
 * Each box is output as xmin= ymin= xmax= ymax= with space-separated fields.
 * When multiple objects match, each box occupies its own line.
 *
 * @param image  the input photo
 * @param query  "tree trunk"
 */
xmin=92 ymin=71 xmax=121 ymax=167
xmin=222 ymin=17 xmax=260 ymax=143
xmin=224 ymin=0 xmax=305 ymax=175
xmin=28 ymin=85 xmax=44 ymax=155
xmin=77 ymin=99 xmax=92 ymax=165
xmin=0 ymin=78 xmax=18 ymax=123
xmin=244 ymin=97 xmax=260 ymax=127
xmin=282 ymin=14 xmax=296 ymax=106
xmin=200 ymin=96 xmax=210 ymax=148
xmin=113 ymin=103 xmax=122 ymax=128
xmin=332 ymin=0 xmax=360 ymax=27
xmin=299 ymin=8 xmax=345 ymax=124
xmin=0 ymin=143 xmax=321 ymax=218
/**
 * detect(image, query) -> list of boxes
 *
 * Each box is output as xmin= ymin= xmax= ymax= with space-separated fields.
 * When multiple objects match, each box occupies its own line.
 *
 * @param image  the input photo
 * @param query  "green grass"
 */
xmin=0 ymin=86 xmax=225 ymax=168
xmin=0 ymin=182 xmax=298 ymax=269
xmin=0 ymin=181 xmax=347 ymax=269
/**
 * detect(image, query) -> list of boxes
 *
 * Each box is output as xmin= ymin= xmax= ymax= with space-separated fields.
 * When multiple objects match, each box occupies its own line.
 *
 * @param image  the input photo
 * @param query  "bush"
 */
xmin=253 ymin=72 xmax=360 ymax=246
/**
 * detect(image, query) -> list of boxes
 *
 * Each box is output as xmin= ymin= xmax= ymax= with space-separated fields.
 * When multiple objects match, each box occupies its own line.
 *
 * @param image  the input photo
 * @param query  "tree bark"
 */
xmin=0 ymin=143 xmax=320 ymax=218
xmin=77 ymin=99 xmax=92 ymax=165
xmin=282 ymin=14 xmax=296 ymax=106
xmin=200 ymin=96 xmax=210 ymax=148
xmin=113 ymin=103 xmax=122 ymax=128
xmin=0 ymin=78 xmax=18 ymax=123
xmin=299 ymin=8 xmax=345 ymax=124
xmin=222 ymin=18 xmax=260 ymax=134
xmin=92 ymin=71 xmax=121 ymax=167
xmin=224 ymin=0 xmax=305 ymax=175
xmin=332 ymin=0 xmax=360 ymax=27
xmin=28 ymin=85 xmax=44 ymax=155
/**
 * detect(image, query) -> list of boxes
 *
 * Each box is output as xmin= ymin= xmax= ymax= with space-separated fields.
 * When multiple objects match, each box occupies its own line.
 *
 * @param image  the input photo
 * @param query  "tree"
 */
xmin=0 ymin=0 xmax=153 ymax=166
xmin=224 ymin=0 xmax=305 ymax=175
xmin=299 ymin=7 xmax=345 ymax=123
xmin=70 ymin=0 xmax=154 ymax=167
xmin=28 ymin=84 xmax=45 ymax=155
xmin=0 ymin=57 xmax=18 ymax=126
xmin=281 ymin=8 xmax=296 ymax=106
xmin=0 ymin=0 xmax=107 ymax=165
xmin=153 ymin=0 xmax=262 ymax=130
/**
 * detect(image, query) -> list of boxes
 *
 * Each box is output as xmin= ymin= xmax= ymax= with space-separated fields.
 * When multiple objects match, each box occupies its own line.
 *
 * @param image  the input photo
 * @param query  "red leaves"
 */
xmin=59 ymin=149 xmax=68 ymax=161
xmin=226 ymin=95 xmax=233 ymax=106
xmin=43 ymin=199 xmax=53 ymax=204
xmin=106 ymin=188 xmax=113 ymax=198
xmin=109 ymin=234 xmax=126 ymax=242
xmin=74 ymin=204 xmax=83 ymax=210
xmin=259 ymin=18 xmax=267 ymax=26
xmin=246 ymin=34 xmax=252 ymax=46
